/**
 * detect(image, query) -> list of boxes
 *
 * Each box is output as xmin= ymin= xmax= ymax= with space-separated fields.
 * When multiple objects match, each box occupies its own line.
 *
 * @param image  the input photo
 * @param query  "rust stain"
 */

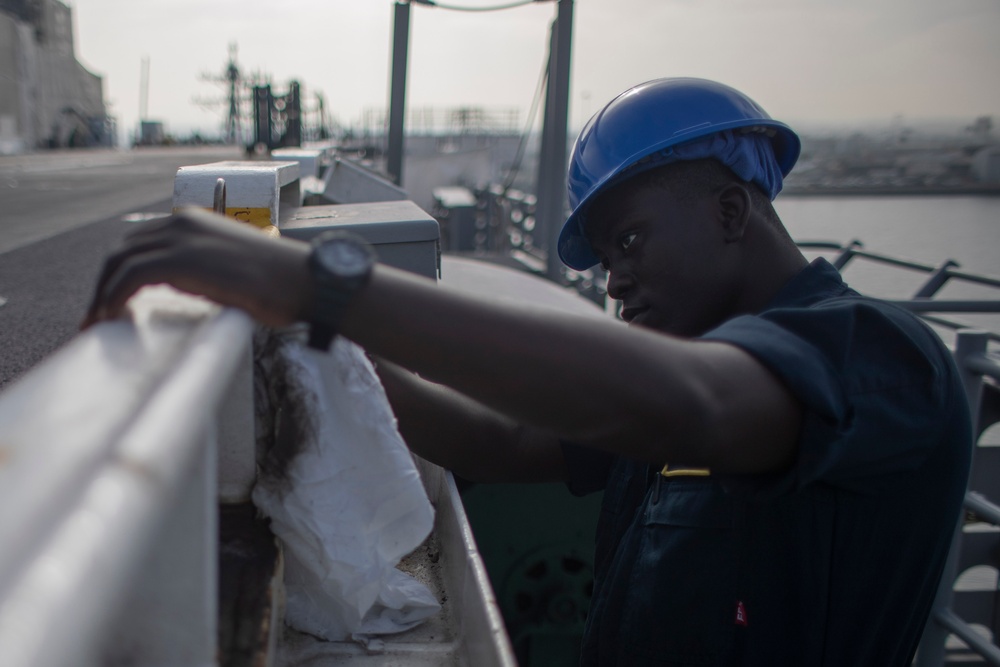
xmin=220 ymin=502 xmax=281 ymax=667
xmin=115 ymin=456 xmax=160 ymax=485
xmin=252 ymin=541 xmax=283 ymax=667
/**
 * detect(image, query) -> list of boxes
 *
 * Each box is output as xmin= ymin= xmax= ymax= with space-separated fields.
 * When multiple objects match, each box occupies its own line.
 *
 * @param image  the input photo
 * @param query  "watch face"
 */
xmin=316 ymin=238 xmax=372 ymax=277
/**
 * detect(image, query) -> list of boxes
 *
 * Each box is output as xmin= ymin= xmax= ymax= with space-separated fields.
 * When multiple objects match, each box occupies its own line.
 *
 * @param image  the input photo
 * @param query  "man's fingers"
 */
xmin=83 ymin=238 xmax=175 ymax=328
xmin=81 ymin=208 xmax=310 ymax=330
xmin=92 ymin=237 xmax=173 ymax=294
xmin=83 ymin=210 xmax=236 ymax=327
xmin=87 ymin=248 xmax=178 ymax=325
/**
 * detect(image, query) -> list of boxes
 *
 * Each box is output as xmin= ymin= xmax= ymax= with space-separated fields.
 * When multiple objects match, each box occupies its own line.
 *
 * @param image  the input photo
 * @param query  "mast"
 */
xmin=536 ymin=0 xmax=574 ymax=282
xmin=387 ymin=2 xmax=411 ymax=186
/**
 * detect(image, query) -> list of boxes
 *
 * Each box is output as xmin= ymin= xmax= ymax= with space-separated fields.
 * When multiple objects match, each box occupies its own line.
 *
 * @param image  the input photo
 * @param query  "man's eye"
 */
xmin=620 ymin=232 xmax=637 ymax=251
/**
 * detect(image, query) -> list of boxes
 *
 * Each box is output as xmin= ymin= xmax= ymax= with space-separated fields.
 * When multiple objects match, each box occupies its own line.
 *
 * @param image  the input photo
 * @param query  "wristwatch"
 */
xmin=305 ymin=230 xmax=376 ymax=350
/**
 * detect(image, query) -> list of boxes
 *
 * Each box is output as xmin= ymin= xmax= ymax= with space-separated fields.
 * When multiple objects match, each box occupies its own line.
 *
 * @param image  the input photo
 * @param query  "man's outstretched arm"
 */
xmin=85 ymin=209 xmax=801 ymax=475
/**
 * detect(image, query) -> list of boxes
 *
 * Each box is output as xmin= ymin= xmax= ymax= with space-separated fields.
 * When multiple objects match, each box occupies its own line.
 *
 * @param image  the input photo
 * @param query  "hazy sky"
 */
xmin=67 ymin=0 xmax=1000 ymax=139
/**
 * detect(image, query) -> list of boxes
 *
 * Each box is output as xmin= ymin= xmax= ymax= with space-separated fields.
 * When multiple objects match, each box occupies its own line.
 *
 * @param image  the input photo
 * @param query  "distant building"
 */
xmin=138 ymin=121 xmax=165 ymax=146
xmin=972 ymin=146 xmax=1000 ymax=183
xmin=0 ymin=0 xmax=111 ymax=153
xmin=901 ymin=152 xmax=953 ymax=181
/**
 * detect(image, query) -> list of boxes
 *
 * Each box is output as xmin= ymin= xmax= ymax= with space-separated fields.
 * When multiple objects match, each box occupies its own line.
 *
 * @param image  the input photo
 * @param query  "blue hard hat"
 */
xmin=558 ymin=77 xmax=801 ymax=270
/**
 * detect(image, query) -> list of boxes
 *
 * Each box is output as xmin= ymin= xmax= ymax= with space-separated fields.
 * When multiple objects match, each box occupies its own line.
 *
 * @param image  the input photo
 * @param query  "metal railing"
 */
xmin=0 ymin=288 xmax=255 ymax=667
xmin=799 ymin=239 xmax=1000 ymax=341
xmin=431 ymin=185 xmax=608 ymax=304
xmin=0 ymin=286 xmax=517 ymax=666
xmin=916 ymin=330 xmax=1000 ymax=666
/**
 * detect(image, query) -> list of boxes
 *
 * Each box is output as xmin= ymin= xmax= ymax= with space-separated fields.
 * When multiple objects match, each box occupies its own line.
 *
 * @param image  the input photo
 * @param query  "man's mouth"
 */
xmin=620 ymin=305 xmax=650 ymax=323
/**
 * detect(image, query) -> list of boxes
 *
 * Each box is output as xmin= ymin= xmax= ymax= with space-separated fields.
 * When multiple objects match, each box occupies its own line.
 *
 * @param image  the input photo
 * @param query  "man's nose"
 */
xmin=605 ymin=268 xmax=634 ymax=301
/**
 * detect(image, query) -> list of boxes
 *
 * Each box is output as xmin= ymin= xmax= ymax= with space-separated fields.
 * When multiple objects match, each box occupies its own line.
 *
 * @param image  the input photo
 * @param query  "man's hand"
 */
xmin=82 ymin=208 xmax=312 ymax=329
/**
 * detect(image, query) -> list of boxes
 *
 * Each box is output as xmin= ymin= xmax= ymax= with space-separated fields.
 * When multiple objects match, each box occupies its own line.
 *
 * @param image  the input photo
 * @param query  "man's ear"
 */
xmin=716 ymin=183 xmax=751 ymax=243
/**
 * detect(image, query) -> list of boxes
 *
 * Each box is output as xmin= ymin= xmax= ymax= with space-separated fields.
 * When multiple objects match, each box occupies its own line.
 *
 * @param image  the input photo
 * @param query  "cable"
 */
xmin=411 ymin=0 xmax=550 ymax=11
xmin=501 ymin=33 xmax=550 ymax=192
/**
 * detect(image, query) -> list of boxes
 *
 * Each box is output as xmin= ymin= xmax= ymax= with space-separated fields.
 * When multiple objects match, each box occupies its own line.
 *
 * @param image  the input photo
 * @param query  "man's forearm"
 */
xmin=340 ymin=263 xmax=799 ymax=473
xmin=340 ymin=264 xmax=705 ymax=455
xmin=374 ymin=357 xmax=566 ymax=484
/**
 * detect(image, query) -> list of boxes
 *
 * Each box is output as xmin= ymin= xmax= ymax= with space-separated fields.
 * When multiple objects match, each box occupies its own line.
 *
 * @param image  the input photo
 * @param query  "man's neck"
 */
xmin=738 ymin=230 xmax=810 ymax=318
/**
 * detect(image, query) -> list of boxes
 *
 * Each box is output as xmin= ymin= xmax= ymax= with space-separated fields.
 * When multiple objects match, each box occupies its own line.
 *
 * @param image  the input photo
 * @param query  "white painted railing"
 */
xmin=0 ymin=287 xmax=254 ymax=667
xmin=0 ymin=282 xmax=516 ymax=666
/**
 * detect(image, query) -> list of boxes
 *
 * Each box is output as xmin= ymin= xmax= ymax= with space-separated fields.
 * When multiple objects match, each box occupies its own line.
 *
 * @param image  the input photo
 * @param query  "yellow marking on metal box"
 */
xmin=172 ymin=207 xmax=273 ymax=228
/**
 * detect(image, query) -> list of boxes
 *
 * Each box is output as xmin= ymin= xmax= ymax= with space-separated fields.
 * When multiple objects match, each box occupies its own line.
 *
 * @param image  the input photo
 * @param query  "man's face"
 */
xmin=585 ymin=180 xmax=742 ymax=337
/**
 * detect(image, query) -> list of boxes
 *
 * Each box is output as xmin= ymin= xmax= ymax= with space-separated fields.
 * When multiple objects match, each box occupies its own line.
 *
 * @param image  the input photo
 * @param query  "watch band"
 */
xmin=307 ymin=287 xmax=353 ymax=350
xmin=306 ymin=231 xmax=375 ymax=351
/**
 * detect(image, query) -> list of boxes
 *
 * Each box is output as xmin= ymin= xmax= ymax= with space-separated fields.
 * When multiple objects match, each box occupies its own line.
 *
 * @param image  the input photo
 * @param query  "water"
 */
xmin=776 ymin=196 xmax=1000 ymax=278
xmin=773 ymin=195 xmax=1000 ymax=337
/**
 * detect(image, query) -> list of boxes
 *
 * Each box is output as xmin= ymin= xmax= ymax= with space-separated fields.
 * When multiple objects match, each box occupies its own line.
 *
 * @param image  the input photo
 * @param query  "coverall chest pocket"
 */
xmin=618 ymin=478 xmax=740 ymax=666
xmin=593 ymin=464 xmax=648 ymax=575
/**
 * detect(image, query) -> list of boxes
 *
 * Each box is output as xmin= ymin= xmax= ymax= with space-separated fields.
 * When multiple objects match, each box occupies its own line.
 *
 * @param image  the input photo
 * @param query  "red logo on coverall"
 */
xmin=735 ymin=601 xmax=748 ymax=626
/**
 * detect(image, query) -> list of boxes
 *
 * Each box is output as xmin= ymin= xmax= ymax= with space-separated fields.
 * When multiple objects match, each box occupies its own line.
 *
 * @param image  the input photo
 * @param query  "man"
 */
xmin=84 ymin=78 xmax=971 ymax=665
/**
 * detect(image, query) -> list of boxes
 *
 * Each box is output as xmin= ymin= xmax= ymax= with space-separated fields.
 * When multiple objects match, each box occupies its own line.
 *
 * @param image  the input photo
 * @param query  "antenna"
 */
xmin=225 ymin=43 xmax=241 ymax=144
xmin=195 ymin=43 xmax=261 ymax=145
xmin=139 ymin=56 xmax=150 ymax=121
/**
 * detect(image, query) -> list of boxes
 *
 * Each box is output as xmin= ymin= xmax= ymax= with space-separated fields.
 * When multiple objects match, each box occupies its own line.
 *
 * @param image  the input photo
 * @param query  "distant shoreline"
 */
xmin=783 ymin=185 xmax=1000 ymax=197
